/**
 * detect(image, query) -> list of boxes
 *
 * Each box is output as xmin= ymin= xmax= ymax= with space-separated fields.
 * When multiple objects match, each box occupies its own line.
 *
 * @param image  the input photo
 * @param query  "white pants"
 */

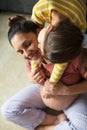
xmin=1 ymin=84 xmax=87 ymax=130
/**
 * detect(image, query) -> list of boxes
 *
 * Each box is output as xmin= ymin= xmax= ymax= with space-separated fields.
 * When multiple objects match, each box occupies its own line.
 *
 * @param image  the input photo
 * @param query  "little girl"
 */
xmin=31 ymin=0 xmax=87 ymax=89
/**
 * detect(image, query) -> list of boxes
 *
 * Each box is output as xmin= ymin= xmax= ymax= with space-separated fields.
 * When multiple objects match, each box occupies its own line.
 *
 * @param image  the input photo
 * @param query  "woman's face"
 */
xmin=11 ymin=32 xmax=41 ymax=60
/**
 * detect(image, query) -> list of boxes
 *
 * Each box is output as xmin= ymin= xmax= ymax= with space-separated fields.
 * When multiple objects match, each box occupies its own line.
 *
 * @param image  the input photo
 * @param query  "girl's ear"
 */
xmin=47 ymin=24 xmax=54 ymax=34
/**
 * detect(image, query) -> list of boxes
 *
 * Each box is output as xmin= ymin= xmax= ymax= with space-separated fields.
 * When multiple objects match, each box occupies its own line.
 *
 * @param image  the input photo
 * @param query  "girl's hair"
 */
xmin=43 ymin=19 xmax=84 ymax=63
xmin=8 ymin=15 xmax=40 ymax=44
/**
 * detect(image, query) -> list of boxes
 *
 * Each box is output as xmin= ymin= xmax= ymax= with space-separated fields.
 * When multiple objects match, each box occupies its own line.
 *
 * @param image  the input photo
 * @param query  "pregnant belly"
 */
xmin=40 ymin=89 xmax=78 ymax=111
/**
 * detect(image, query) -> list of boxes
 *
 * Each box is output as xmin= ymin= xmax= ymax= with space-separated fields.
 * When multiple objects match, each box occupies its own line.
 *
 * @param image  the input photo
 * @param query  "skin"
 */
xmin=11 ymin=32 xmax=39 ymax=60
xmin=51 ymin=10 xmax=66 ymax=26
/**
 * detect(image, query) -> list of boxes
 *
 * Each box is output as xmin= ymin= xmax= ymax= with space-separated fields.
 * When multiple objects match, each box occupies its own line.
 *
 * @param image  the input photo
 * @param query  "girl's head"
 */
xmin=38 ymin=19 xmax=84 ymax=63
xmin=8 ymin=15 xmax=41 ymax=60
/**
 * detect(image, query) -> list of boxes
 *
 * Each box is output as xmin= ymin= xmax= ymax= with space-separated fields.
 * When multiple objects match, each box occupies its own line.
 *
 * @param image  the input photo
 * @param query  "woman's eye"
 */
xmin=24 ymin=43 xmax=29 ymax=48
xmin=24 ymin=41 xmax=32 ymax=49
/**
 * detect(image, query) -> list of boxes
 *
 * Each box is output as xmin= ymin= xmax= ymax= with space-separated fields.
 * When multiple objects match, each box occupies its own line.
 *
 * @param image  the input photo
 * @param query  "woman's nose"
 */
xmin=23 ymin=50 xmax=29 ymax=59
xmin=38 ymin=44 xmax=40 ymax=49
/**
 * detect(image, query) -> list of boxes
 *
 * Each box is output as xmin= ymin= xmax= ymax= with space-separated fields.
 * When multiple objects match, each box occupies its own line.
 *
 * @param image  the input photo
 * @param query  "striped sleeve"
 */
xmin=50 ymin=63 xmax=68 ymax=83
xmin=51 ymin=0 xmax=87 ymax=33
xmin=31 ymin=60 xmax=41 ymax=71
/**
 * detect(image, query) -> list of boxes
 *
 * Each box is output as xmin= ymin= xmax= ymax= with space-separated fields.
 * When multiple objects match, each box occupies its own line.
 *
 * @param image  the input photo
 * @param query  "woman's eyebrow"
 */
xmin=17 ymin=49 xmax=22 ymax=53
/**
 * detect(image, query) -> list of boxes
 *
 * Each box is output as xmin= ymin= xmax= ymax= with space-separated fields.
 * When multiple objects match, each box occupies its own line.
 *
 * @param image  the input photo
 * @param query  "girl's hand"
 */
xmin=41 ymin=80 xmax=65 ymax=98
xmin=31 ymin=67 xmax=46 ymax=85
xmin=41 ymin=80 xmax=57 ymax=98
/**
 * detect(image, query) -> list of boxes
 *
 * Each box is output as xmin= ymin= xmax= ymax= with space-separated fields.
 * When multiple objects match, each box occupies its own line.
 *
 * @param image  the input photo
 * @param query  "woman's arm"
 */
xmin=57 ymin=80 xmax=87 ymax=95
xmin=59 ymin=71 xmax=87 ymax=95
xmin=43 ymin=79 xmax=87 ymax=96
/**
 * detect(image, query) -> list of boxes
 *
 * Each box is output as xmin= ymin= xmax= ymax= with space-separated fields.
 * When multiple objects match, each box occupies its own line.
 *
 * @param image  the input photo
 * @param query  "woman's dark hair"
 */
xmin=8 ymin=15 xmax=40 ymax=44
xmin=43 ymin=19 xmax=84 ymax=63
xmin=81 ymin=48 xmax=87 ymax=70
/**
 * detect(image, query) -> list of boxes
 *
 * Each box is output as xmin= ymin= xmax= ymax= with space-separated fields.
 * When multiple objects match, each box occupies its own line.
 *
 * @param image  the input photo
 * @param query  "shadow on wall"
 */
xmin=0 ymin=0 xmax=37 ymax=14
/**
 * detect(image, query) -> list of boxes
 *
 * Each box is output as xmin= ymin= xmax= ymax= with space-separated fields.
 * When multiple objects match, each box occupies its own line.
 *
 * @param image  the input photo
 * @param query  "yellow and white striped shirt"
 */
xmin=31 ymin=0 xmax=87 ymax=32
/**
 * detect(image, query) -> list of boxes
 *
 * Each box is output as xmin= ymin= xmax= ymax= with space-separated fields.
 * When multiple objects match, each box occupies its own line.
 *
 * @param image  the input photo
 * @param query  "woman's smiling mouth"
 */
xmin=27 ymin=49 xmax=41 ymax=60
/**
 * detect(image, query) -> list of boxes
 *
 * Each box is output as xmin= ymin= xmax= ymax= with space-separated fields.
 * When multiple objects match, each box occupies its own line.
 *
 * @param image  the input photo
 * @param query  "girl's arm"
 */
xmin=26 ymin=60 xmax=46 ymax=84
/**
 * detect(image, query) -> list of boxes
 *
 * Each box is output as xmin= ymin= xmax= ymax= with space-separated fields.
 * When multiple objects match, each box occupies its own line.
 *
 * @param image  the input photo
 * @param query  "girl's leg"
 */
xmin=1 ymin=84 xmax=46 ymax=130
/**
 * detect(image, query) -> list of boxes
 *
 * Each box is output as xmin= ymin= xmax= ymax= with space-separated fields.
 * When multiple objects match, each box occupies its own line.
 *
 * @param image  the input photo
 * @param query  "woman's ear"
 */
xmin=36 ymin=28 xmax=41 ymax=35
